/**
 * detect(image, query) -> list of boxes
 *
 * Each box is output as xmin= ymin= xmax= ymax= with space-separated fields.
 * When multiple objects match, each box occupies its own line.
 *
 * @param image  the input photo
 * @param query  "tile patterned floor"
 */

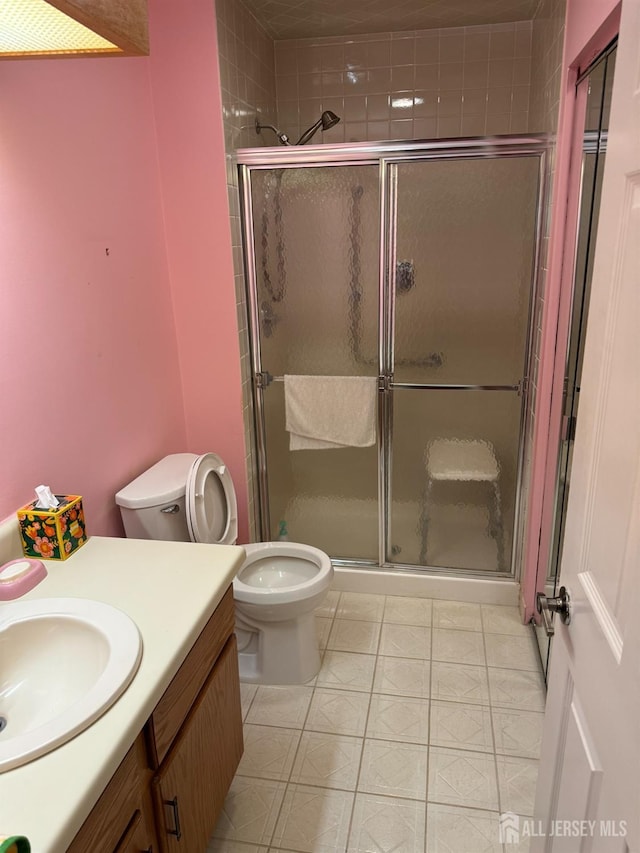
xmin=209 ymin=591 xmax=546 ymax=853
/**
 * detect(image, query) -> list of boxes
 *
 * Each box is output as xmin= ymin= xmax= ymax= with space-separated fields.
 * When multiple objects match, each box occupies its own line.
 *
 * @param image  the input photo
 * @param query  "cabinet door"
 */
xmin=153 ymin=636 xmax=243 ymax=852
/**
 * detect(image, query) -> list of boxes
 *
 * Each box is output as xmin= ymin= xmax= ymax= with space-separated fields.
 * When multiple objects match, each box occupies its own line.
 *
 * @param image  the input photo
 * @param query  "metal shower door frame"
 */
xmin=237 ymin=135 xmax=548 ymax=580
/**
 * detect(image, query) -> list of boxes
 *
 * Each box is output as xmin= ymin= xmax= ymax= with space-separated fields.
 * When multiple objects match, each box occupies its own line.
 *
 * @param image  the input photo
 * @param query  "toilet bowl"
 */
xmin=115 ymin=453 xmax=333 ymax=685
xmin=234 ymin=542 xmax=333 ymax=684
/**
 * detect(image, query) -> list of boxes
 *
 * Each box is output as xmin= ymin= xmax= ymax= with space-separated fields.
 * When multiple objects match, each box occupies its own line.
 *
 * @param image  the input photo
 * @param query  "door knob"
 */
xmin=536 ymin=586 xmax=571 ymax=637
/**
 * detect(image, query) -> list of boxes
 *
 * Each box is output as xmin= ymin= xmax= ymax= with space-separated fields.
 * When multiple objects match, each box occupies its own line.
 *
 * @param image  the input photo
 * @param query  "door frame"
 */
xmin=237 ymin=136 xmax=547 ymax=578
xmin=536 ymin=41 xmax=617 ymax=676
xmin=522 ymin=3 xmax=621 ymax=622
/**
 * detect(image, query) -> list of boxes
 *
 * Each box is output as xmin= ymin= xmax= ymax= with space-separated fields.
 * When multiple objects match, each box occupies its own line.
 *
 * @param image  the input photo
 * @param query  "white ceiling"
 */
xmin=243 ymin=0 xmax=540 ymax=40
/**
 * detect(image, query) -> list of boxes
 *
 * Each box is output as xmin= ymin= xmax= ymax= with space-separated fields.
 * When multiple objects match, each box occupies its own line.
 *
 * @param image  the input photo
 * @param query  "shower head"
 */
xmin=255 ymin=117 xmax=291 ymax=146
xmin=296 ymin=110 xmax=341 ymax=146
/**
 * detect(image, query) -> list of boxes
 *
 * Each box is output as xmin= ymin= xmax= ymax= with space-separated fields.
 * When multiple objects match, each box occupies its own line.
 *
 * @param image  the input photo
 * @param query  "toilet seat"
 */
xmin=185 ymin=453 xmax=238 ymax=545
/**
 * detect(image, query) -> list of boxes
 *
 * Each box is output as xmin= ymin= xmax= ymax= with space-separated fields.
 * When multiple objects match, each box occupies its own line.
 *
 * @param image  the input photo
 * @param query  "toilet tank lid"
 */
xmin=115 ymin=453 xmax=199 ymax=509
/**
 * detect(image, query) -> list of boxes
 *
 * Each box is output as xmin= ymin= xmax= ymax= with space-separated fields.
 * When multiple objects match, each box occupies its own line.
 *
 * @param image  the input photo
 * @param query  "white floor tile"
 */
xmin=383 ymin=595 xmax=433 ymax=626
xmin=431 ymin=661 xmax=490 ymax=705
xmin=432 ymin=600 xmax=482 ymax=632
xmin=272 ymin=784 xmax=354 ymax=852
xmin=327 ymin=618 xmax=381 ymax=654
xmin=305 ymin=687 xmax=370 ymax=736
xmin=246 ymin=685 xmax=314 ymax=728
xmin=366 ymin=694 xmax=430 ymax=744
xmin=348 ymin=793 xmax=426 ymax=852
xmin=485 ymin=633 xmax=540 ymax=671
xmin=290 ymin=731 xmax=363 ymax=790
xmin=430 ymin=700 xmax=494 ymax=753
xmin=428 ymin=746 xmax=499 ymax=811
xmin=432 ymin=628 xmax=485 ymax=665
xmin=373 ymin=656 xmax=431 ymax=698
xmin=237 ymin=725 xmax=301 ymax=781
xmin=496 ymin=756 xmax=539 ymax=816
xmin=315 ymin=589 xmax=340 ymax=618
xmin=492 ymin=708 xmax=544 ymax=758
xmin=316 ymin=650 xmax=376 ymax=692
xmin=481 ymin=604 xmax=530 ymax=635
xmin=488 ymin=667 xmax=546 ymax=711
xmin=378 ymin=623 xmax=431 ymax=659
xmin=359 ymin=738 xmax=428 ymax=800
xmin=426 ymin=803 xmax=503 ymax=852
xmin=337 ymin=592 xmax=386 ymax=622
xmin=212 ymin=776 xmax=286 ymax=845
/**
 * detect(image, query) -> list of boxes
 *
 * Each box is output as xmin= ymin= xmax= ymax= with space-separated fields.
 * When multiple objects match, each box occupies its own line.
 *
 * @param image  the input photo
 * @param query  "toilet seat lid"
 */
xmin=185 ymin=453 xmax=237 ymax=545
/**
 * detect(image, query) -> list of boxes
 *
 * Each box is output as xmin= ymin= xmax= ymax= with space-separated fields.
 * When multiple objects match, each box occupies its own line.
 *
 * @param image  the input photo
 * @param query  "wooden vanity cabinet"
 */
xmin=151 ymin=636 xmax=243 ymax=852
xmin=69 ymin=586 xmax=243 ymax=853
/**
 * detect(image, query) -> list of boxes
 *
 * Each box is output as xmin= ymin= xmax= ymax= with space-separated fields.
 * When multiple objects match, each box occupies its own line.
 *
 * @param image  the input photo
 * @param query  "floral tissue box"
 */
xmin=17 ymin=495 xmax=87 ymax=560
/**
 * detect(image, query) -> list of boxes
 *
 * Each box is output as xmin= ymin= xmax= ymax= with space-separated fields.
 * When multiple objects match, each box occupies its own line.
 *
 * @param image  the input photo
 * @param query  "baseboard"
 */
xmin=331 ymin=565 xmax=520 ymax=605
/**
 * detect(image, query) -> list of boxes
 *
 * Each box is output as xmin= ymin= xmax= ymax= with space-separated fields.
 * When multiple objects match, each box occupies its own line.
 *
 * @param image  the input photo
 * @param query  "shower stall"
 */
xmin=238 ymin=136 xmax=546 ymax=579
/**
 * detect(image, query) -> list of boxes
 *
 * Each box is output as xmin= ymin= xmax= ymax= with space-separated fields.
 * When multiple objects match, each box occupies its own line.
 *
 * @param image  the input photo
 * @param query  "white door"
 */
xmin=531 ymin=0 xmax=640 ymax=851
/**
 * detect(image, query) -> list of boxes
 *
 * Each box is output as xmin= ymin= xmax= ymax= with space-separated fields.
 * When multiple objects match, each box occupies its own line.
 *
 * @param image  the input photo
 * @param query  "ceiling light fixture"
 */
xmin=0 ymin=0 xmax=149 ymax=59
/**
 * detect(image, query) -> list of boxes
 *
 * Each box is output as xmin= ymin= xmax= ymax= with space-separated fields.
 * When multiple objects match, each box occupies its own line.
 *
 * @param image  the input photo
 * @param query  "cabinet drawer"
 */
xmin=68 ymin=735 xmax=150 ymax=853
xmin=153 ymin=635 xmax=243 ymax=853
xmin=114 ymin=805 xmax=156 ymax=853
xmin=146 ymin=586 xmax=235 ymax=767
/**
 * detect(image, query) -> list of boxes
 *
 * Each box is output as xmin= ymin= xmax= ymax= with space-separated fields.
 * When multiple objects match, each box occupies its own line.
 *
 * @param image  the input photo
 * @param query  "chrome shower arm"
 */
xmin=255 ymin=118 xmax=291 ymax=146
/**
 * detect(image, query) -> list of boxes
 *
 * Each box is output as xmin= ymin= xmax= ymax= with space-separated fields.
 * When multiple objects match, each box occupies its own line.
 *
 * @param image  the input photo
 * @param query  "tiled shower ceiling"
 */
xmin=242 ymin=0 xmax=539 ymax=40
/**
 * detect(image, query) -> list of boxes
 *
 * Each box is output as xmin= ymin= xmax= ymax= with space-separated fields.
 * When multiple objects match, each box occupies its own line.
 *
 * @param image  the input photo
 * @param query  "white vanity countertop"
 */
xmin=0 ymin=535 xmax=245 ymax=853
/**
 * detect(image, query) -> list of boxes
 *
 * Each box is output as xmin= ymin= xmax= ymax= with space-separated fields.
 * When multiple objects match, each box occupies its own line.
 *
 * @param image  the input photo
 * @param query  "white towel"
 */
xmin=284 ymin=375 xmax=377 ymax=450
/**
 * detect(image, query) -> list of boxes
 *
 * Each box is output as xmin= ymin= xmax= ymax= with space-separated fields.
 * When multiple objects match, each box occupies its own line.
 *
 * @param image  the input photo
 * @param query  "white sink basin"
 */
xmin=0 ymin=598 xmax=142 ymax=772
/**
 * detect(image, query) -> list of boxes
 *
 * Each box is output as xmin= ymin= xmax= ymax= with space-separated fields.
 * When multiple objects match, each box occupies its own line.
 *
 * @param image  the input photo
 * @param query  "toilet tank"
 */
xmin=115 ymin=454 xmax=198 ymax=542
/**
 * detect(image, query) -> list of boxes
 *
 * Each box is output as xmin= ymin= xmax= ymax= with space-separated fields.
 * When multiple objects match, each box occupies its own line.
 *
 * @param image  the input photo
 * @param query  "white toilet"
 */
xmin=115 ymin=453 xmax=333 ymax=684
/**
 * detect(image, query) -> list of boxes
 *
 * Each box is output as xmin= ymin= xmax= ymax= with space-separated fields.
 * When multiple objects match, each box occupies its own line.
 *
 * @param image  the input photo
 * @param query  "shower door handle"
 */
xmin=255 ymin=371 xmax=274 ymax=389
xmin=378 ymin=373 xmax=392 ymax=392
xmin=536 ymin=586 xmax=572 ymax=636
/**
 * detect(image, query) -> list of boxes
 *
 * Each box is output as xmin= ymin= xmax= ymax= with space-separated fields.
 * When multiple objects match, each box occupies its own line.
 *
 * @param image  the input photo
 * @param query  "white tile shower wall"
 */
xmin=216 ymin=0 xmax=278 ymax=150
xmin=274 ymin=21 xmax=533 ymax=144
xmin=215 ymin=0 xmax=279 ymax=538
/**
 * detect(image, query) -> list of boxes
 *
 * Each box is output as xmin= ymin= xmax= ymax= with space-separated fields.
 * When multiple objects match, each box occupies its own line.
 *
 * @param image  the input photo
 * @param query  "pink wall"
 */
xmin=147 ymin=0 xmax=249 ymax=542
xmin=0 ymin=1 xmax=250 ymax=543
xmin=522 ymin=0 xmax=620 ymax=618
xmin=0 ymin=57 xmax=187 ymax=536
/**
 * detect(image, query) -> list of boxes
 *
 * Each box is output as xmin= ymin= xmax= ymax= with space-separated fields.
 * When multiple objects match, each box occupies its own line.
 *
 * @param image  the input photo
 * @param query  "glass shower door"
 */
xmin=248 ymin=165 xmax=381 ymax=559
xmin=388 ymin=156 xmax=541 ymax=573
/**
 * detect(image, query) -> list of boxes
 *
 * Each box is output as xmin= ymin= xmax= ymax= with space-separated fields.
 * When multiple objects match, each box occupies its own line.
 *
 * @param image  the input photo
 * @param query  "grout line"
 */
xmin=424 ymin=616 xmax=434 ymax=844
xmin=235 ymin=770 xmax=437 ymax=803
xmin=343 ymin=600 xmax=381 ymax=846
xmin=482 ymin=624 xmax=504 ymax=820
xmin=241 ymin=683 xmax=259 ymax=722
